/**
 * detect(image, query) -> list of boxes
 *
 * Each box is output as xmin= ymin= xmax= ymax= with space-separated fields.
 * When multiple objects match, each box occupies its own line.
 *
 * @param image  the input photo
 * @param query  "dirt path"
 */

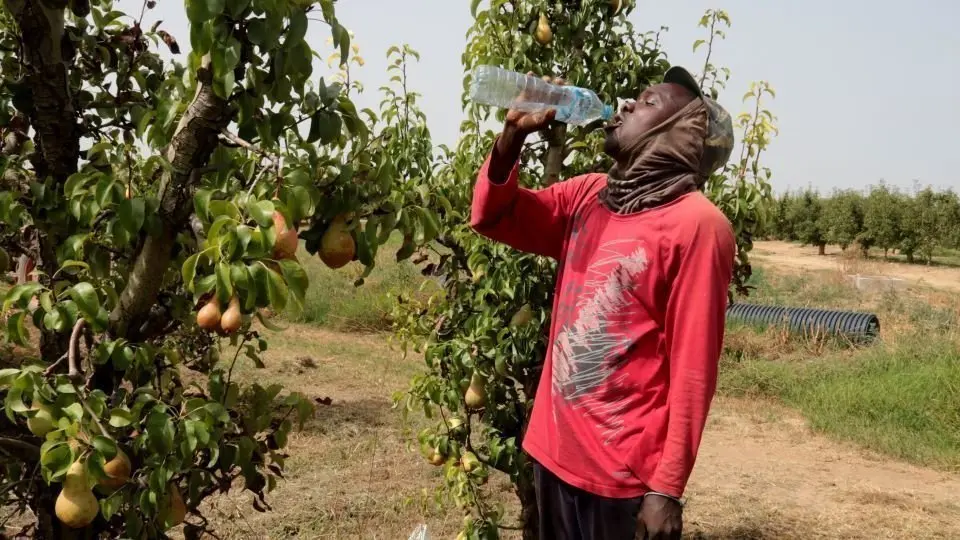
xmin=190 ymin=325 xmax=960 ymax=539
xmin=685 ymin=399 xmax=960 ymax=539
xmin=750 ymin=241 xmax=960 ymax=292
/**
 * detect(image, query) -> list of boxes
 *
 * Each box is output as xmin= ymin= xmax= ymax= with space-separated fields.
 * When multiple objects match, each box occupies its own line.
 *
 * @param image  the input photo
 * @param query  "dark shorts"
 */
xmin=534 ymin=462 xmax=645 ymax=540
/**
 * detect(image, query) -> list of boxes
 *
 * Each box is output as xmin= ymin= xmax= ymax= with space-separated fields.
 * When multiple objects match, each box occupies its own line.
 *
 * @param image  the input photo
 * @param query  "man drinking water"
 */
xmin=470 ymin=66 xmax=736 ymax=540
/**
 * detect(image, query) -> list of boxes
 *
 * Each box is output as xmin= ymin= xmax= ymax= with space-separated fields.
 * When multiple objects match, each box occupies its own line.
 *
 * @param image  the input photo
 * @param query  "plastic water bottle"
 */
xmin=469 ymin=65 xmax=614 ymax=127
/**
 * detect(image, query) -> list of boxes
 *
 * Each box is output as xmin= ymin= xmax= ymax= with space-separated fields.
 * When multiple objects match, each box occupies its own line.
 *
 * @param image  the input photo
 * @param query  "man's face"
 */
xmin=603 ymin=82 xmax=696 ymax=160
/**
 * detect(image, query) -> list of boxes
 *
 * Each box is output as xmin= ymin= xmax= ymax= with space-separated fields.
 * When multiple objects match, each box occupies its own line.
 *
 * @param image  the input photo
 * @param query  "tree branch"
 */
xmin=107 ymin=55 xmax=231 ymax=341
xmin=0 ymin=437 xmax=40 ymax=461
xmin=67 ymin=319 xmax=85 ymax=382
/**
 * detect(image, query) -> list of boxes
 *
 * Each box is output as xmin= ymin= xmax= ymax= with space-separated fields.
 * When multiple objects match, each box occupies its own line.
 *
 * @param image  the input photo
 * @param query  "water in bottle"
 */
xmin=468 ymin=65 xmax=614 ymax=127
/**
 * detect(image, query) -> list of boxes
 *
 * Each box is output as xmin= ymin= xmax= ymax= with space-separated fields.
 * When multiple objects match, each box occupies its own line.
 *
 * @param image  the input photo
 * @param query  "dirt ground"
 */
xmin=750 ymin=241 xmax=960 ymax=292
xmin=189 ymin=324 xmax=960 ymax=540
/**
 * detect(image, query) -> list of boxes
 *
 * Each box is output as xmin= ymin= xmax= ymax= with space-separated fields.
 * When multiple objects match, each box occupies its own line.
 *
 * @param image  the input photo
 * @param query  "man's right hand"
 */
xmin=502 ymin=73 xmax=565 ymax=139
xmin=490 ymin=73 xmax=564 ymax=184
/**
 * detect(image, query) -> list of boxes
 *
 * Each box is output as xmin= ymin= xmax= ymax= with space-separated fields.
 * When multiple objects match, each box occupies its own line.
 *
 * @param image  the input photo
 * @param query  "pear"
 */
xmin=535 ymin=13 xmax=553 ymax=45
xmin=26 ymin=401 xmax=55 ymax=438
xmin=196 ymin=297 xmax=221 ymax=332
xmin=98 ymin=448 xmax=132 ymax=490
xmin=160 ymin=483 xmax=187 ymax=529
xmin=55 ymin=460 xmax=99 ymax=528
xmin=460 ymin=451 xmax=480 ymax=473
xmin=464 ymin=372 xmax=487 ymax=410
xmin=427 ymin=448 xmax=446 ymax=466
xmin=219 ymin=295 xmax=242 ymax=335
xmin=509 ymin=303 xmax=534 ymax=328
xmin=318 ymin=215 xmax=356 ymax=270
xmin=272 ymin=211 xmax=299 ymax=260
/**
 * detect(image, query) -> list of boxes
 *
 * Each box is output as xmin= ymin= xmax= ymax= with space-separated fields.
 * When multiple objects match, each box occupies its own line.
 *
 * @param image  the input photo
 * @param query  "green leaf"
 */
xmin=332 ymin=24 xmax=350 ymax=66
xmin=277 ymin=260 xmax=308 ymax=308
xmin=287 ymin=9 xmax=308 ymax=44
xmin=185 ymin=0 xmax=225 ymax=23
xmin=118 ymin=198 xmax=146 ymax=234
xmin=254 ymin=309 xmax=286 ymax=331
xmin=69 ymin=283 xmax=101 ymax=322
xmin=471 ymin=0 xmax=482 ymax=17
xmin=92 ymin=435 xmax=117 ymax=460
xmin=313 ymin=110 xmax=342 ymax=145
xmin=263 ymin=265 xmax=288 ymax=312
xmin=215 ymin=262 xmax=233 ymax=303
xmin=194 ymin=189 xmax=213 ymax=221
xmin=40 ymin=443 xmax=72 ymax=481
xmin=146 ymin=409 xmax=175 ymax=454
xmin=101 ymin=492 xmax=123 ymax=520
xmin=182 ymin=253 xmax=200 ymax=292
xmin=419 ymin=208 xmax=441 ymax=244
xmin=63 ymin=402 xmax=84 ymax=422
xmin=246 ymin=200 xmax=276 ymax=228
xmin=109 ymin=408 xmax=134 ymax=428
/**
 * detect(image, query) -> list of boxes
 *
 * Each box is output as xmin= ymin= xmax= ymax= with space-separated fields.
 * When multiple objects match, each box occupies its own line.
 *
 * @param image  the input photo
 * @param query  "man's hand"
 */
xmin=490 ymin=73 xmax=565 ymax=183
xmin=639 ymin=494 xmax=683 ymax=540
xmin=503 ymin=73 xmax=565 ymax=138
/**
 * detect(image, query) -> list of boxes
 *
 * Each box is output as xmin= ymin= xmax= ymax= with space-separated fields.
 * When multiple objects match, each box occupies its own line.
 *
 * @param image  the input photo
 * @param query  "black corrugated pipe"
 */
xmin=726 ymin=303 xmax=881 ymax=343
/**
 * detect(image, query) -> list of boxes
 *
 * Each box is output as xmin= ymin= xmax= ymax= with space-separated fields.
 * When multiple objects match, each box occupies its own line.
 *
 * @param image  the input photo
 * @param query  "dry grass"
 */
xmin=185 ymin=325 xmax=519 ymax=539
xmin=183 ymin=322 xmax=960 ymax=539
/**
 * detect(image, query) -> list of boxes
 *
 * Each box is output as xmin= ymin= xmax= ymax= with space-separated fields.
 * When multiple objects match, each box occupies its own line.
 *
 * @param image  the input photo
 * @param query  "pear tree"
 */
xmin=0 ymin=0 xmax=436 ymax=537
xmin=392 ymin=4 xmax=776 ymax=539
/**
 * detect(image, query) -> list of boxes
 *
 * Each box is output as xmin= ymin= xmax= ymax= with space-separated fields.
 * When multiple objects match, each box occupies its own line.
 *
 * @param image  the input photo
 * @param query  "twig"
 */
xmin=222 ymin=335 xmax=251 ymax=405
xmin=0 ymin=438 xmax=40 ymax=461
xmin=68 ymin=319 xmax=86 ymax=382
xmin=219 ymin=129 xmax=274 ymax=162
xmin=42 ymin=353 xmax=69 ymax=377
xmin=189 ymin=213 xmax=206 ymax=243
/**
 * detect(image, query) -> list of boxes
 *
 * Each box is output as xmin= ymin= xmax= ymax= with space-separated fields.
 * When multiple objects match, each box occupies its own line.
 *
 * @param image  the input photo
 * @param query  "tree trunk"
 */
xmin=516 ymin=462 xmax=539 ymax=540
xmin=3 ymin=0 xmax=81 ymax=367
xmin=108 ymin=58 xmax=230 ymax=340
xmin=818 ymin=243 xmax=826 ymax=256
xmin=544 ymin=123 xmax=567 ymax=186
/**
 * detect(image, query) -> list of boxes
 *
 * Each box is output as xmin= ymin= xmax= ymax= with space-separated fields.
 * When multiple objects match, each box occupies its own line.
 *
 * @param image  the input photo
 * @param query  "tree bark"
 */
xmin=107 ymin=60 xmax=230 ymax=340
xmin=544 ymin=123 xmax=567 ymax=186
xmin=517 ymin=462 xmax=539 ymax=540
xmin=3 ymin=0 xmax=80 ymax=367
xmin=817 ymin=243 xmax=826 ymax=256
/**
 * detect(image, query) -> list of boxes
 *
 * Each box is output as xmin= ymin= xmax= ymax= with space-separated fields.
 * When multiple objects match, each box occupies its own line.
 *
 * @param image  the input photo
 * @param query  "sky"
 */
xmin=120 ymin=0 xmax=960 ymax=195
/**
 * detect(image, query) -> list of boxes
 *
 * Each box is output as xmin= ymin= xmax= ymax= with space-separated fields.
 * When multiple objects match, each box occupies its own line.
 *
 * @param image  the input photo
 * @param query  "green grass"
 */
xmin=721 ymin=337 xmax=960 ymax=468
xmin=721 ymin=266 xmax=960 ymax=470
xmin=285 ymin=234 xmax=437 ymax=332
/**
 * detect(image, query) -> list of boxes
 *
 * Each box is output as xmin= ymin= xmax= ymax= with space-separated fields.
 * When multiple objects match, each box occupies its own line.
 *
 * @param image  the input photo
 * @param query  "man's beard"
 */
xmin=602 ymin=129 xmax=620 ymax=159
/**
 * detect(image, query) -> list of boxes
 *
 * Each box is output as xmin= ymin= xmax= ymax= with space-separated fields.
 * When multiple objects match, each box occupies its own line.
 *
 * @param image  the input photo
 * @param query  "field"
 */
xmin=4 ymin=240 xmax=960 ymax=539
xmin=190 ymin=240 xmax=960 ymax=539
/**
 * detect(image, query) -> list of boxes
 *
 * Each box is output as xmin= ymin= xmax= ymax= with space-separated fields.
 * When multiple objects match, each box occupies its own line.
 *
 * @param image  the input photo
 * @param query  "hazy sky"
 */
xmin=121 ymin=0 xmax=960 ymax=194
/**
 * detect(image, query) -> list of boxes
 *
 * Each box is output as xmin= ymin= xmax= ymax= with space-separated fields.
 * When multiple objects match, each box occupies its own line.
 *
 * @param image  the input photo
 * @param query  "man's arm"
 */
xmin=470 ymin=128 xmax=583 ymax=259
xmin=646 ymin=213 xmax=736 ymax=498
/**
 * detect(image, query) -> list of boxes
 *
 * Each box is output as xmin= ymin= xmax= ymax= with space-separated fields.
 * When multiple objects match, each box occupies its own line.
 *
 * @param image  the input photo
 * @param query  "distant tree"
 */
xmin=939 ymin=190 xmax=960 ymax=251
xmin=770 ymin=192 xmax=794 ymax=240
xmin=900 ymin=187 xmax=953 ymax=264
xmin=863 ymin=183 xmax=902 ymax=258
xmin=820 ymin=189 xmax=865 ymax=253
xmin=790 ymin=189 xmax=826 ymax=255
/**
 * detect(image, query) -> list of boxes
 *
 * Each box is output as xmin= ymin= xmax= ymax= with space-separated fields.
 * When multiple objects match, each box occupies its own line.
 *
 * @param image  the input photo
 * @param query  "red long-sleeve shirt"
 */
xmin=470 ymin=152 xmax=735 ymax=499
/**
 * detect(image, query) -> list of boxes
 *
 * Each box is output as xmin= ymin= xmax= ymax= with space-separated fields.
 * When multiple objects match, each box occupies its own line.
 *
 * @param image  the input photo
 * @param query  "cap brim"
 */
xmin=663 ymin=66 xmax=704 ymax=100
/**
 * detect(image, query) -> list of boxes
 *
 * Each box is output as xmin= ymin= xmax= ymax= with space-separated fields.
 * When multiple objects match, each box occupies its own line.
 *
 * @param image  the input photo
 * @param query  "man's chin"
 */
xmin=602 ymin=131 xmax=620 ymax=159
